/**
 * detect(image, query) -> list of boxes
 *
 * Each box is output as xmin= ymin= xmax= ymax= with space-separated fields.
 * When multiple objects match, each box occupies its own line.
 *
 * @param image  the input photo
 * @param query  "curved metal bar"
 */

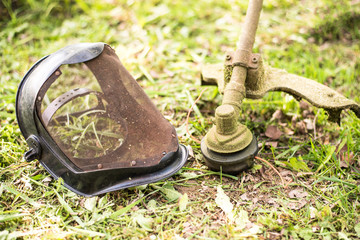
xmin=41 ymin=87 xmax=105 ymax=127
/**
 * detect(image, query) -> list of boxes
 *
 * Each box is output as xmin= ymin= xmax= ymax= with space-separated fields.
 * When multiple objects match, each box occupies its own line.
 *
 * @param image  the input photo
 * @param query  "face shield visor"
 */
xmin=16 ymin=43 xmax=188 ymax=196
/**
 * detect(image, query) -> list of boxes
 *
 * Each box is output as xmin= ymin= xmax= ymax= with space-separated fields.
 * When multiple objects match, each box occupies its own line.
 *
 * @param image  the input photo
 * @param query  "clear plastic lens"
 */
xmin=48 ymin=113 xmax=125 ymax=159
xmin=35 ymin=45 xmax=178 ymax=172
xmin=39 ymin=63 xmax=126 ymax=160
xmin=40 ymin=63 xmax=101 ymax=113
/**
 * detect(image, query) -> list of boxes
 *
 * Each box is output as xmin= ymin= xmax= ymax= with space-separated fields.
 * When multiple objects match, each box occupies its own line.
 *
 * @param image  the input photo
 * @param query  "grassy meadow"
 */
xmin=1 ymin=0 xmax=360 ymax=239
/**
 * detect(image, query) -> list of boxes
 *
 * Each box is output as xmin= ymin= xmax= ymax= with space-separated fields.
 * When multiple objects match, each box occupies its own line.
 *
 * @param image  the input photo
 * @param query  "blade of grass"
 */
xmin=181 ymin=167 xmax=238 ymax=180
xmin=53 ymin=189 xmax=85 ymax=227
xmin=90 ymin=122 xmax=103 ymax=151
xmin=316 ymin=146 xmax=336 ymax=173
xmin=275 ymin=145 xmax=301 ymax=159
xmin=110 ymin=190 xmax=159 ymax=219
xmin=66 ymin=226 xmax=106 ymax=237
xmin=139 ymin=65 xmax=155 ymax=84
xmin=0 ymin=213 xmax=28 ymax=222
xmin=74 ymin=121 xmax=93 ymax=151
xmin=185 ymin=88 xmax=207 ymax=144
xmin=318 ymin=176 xmax=358 ymax=188
xmin=2 ymin=184 xmax=41 ymax=208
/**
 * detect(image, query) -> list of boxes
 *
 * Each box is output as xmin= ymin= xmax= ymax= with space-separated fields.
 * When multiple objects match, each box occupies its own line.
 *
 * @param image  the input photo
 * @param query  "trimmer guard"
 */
xmin=201 ymin=57 xmax=360 ymax=124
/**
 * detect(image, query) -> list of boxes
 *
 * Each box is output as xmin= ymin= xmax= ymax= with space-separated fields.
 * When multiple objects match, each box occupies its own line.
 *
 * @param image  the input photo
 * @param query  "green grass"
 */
xmin=1 ymin=0 xmax=360 ymax=239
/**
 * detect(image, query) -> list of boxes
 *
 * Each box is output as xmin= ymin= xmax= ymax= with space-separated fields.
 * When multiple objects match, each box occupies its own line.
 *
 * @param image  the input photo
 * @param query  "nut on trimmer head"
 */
xmin=202 ymin=105 xmax=258 ymax=173
xmin=205 ymin=105 xmax=253 ymax=153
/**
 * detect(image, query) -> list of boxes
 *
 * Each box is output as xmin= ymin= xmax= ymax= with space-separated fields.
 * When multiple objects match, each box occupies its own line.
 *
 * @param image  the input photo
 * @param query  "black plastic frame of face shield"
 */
xmin=15 ymin=43 xmax=188 ymax=197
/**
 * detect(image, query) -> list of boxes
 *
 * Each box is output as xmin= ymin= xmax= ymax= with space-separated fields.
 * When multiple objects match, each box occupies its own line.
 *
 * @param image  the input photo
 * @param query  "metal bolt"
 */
xmin=162 ymin=151 xmax=166 ymax=155
xmin=97 ymin=164 xmax=103 ymax=169
xmin=226 ymin=54 xmax=232 ymax=61
xmin=131 ymin=160 xmax=137 ymax=166
xmin=55 ymin=71 xmax=60 ymax=76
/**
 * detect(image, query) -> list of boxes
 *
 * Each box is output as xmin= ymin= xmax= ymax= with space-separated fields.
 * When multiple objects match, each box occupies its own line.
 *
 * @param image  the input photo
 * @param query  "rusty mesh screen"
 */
xmin=37 ymin=45 xmax=178 ymax=172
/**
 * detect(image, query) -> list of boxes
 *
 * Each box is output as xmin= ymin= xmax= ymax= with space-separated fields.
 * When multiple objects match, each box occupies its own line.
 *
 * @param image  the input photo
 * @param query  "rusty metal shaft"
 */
xmin=222 ymin=0 xmax=263 ymax=111
xmin=238 ymin=0 xmax=263 ymax=52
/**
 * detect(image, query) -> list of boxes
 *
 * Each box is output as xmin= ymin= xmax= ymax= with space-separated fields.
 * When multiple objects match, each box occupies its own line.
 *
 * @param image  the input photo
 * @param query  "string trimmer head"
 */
xmin=200 ymin=0 xmax=360 ymax=173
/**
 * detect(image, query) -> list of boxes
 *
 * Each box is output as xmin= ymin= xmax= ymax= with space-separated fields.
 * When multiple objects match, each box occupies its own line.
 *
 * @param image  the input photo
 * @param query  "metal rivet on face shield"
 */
xmin=131 ymin=160 xmax=136 ymax=166
xmin=97 ymin=164 xmax=103 ymax=169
